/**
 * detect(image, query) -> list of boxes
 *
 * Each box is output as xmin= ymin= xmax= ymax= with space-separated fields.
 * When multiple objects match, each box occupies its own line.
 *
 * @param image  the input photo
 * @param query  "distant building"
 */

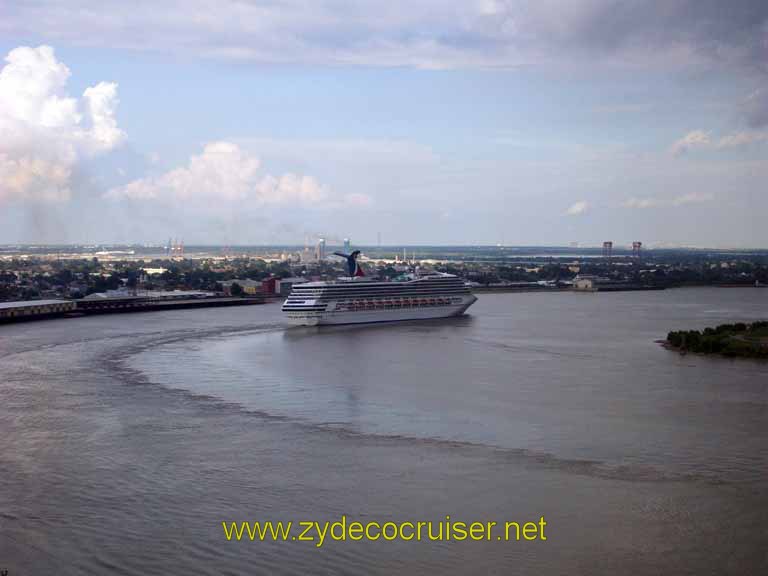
xmin=218 ymin=279 xmax=263 ymax=296
xmin=68 ymin=284 xmax=87 ymax=297
xmin=300 ymin=247 xmax=315 ymax=263
xmin=316 ymin=238 xmax=326 ymax=261
xmin=573 ymin=275 xmax=597 ymax=292
xmin=261 ymin=277 xmax=278 ymax=295
xmin=83 ymin=289 xmax=214 ymax=300
xmin=141 ymin=267 xmax=167 ymax=275
xmin=343 ymin=238 xmax=350 ymax=253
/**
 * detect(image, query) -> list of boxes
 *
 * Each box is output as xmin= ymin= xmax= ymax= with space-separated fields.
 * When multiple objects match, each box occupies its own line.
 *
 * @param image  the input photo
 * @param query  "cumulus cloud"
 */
xmin=2 ymin=1 xmax=767 ymax=69
xmin=566 ymin=200 xmax=588 ymax=215
xmin=624 ymin=192 xmax=714 ymax=209
xmin=0 ymin=45 xmax=124 ymax=203
xmin=106 ymin=141 xmax=327 ymax=206
xmin=82 ymin=82 xmax=124 ymax=152
xmin=670 ymin=130 xmax=711 ymax=156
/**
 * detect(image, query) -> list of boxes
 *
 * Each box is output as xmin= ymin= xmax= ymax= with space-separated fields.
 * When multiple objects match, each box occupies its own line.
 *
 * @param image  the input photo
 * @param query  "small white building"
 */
xmin=573 ymin=275 xmax=597 ymax=292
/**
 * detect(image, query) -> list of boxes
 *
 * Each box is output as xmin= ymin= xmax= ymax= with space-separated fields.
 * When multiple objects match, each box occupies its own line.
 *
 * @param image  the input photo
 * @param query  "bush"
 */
xmin=722 ymin=339 xmax=752 ymax=357
xmin=668 ymin=331 xmax=682 ymax=347
xmin=685 ymin=330 xmax=701 ymax=349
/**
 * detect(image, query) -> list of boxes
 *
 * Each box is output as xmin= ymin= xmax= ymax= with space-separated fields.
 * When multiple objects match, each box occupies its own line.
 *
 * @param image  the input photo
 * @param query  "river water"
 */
xmin=1 ymin=288 xmax=766 ymax=574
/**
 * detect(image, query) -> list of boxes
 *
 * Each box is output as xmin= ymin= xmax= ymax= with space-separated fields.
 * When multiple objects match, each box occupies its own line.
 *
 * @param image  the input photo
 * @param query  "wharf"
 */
xmin=1 ymin=296 xmax=264 ymax=324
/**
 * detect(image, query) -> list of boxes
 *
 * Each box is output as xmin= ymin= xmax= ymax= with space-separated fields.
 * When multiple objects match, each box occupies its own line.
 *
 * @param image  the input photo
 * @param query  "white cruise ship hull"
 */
xmin=284 ymin=294 xmax=477 ymax=326
xmin=282 ymin=272 xmax=477 ymax=326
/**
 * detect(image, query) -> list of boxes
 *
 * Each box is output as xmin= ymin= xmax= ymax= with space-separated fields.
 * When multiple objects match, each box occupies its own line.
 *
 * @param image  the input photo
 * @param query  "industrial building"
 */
xmin=217 ymin=279 xmax=263 ymax=296
xmin=261 ymin=277 xmax=278 ymax=295
xmin=573 ymin=275 xmax=598 ymax=292
xmin=83 ymin=289 xmax=214 ymax=300
xmin=0 ymin=300 xmax=76 ymax=322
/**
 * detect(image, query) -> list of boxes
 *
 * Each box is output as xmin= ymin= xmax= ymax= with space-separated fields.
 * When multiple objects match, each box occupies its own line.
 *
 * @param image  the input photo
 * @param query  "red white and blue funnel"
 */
xmin=333 ymin=250 xmax=365 ymax=277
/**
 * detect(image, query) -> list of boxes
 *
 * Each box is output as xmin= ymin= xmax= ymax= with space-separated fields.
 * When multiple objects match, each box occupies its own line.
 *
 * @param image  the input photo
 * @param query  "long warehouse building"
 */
xmin=0 ymin=300 xmax=77 ymax=322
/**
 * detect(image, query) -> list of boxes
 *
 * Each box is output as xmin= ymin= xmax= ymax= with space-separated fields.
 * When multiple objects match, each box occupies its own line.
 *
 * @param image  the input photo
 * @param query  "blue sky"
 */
xmin=1 ymin=1 xmax=767 ymax=247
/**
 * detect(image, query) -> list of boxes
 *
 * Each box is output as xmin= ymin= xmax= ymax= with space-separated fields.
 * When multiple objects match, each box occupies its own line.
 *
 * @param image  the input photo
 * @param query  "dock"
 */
xmin=0 ymin=296 xmax=264 ymax=324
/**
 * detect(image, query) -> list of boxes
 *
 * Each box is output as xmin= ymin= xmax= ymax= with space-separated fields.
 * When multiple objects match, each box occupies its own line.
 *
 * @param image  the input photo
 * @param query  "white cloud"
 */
xmin=624 ymin=192 xmax=714 ymax=209
xmin=669 ymin=130 xmax=710 ymax=156
xmin=671 ymin=192 xmax=714 ymax=206
xmin=624 ymin=197 xmax=660 ymax=209
xmin=106 ymin=141 xmax=327 ymax=206
xmin=478 ymin=0 xmax=504 ymax=17
xmin=234 ymin=137 xmax=437 ymax=209
xmin=82 ymin=82 xmax=124 ymax=152
xmin=0 ymin=45 xmax=124 ymax=203
xmin=3 ymin=1 xmax=767 ymax=69
xmin=0 ymin=156 xmax=73 ymax=203
xmin=716 ymin=131 xmax=768 ymax=148
xmin=566 ymin=200 xmax=588 ymax=215
xmin=256 ymin=173 xmax=327 ymax=205
xmin=669 ymin=129 xmax=768 ymax=156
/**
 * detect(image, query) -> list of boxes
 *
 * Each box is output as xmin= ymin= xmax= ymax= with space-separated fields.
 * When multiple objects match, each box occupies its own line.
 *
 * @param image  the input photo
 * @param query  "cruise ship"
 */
xmin=282 ymin=251 xmax=477 ymax=325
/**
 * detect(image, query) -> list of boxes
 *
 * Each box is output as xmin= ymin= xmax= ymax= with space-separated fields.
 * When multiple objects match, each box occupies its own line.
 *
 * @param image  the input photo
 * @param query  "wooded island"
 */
xmin=666 ymin=321 xmax=768 ymax=358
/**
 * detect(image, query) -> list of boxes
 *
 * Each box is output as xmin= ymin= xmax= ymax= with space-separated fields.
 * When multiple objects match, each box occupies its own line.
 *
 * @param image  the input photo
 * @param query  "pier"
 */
xmin=0 ymin=295 xmax=264 ymax=324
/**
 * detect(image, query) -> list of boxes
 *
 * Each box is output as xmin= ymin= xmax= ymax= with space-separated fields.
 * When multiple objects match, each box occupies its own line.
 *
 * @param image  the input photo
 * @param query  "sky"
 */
xmin=1 ymin=0 xmax=767 ymax=247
